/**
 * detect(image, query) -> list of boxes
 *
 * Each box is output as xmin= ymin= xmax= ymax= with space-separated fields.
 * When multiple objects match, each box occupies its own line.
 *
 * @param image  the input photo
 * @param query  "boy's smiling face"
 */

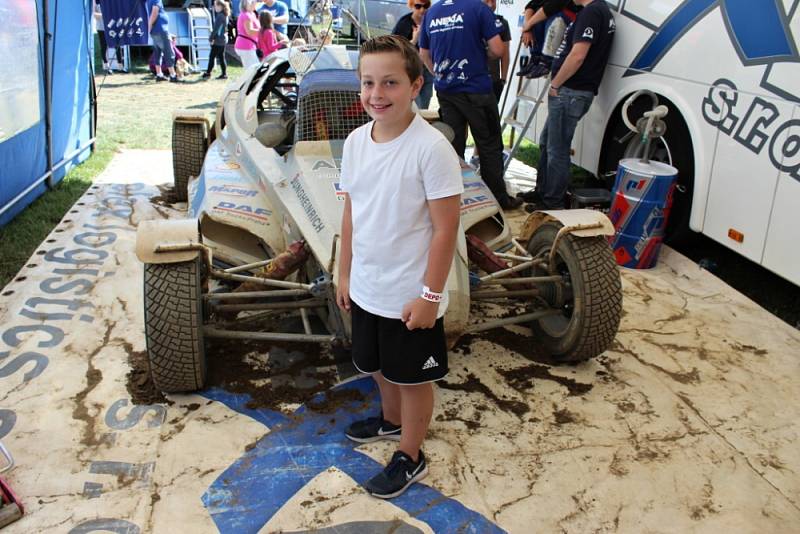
xmin=359 ymin=52 xmax=422 ymax=127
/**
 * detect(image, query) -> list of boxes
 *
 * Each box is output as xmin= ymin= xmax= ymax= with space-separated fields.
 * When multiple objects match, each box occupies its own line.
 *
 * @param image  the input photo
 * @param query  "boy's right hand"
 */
xmin=336 ymin=276 xmax=351 ymax=312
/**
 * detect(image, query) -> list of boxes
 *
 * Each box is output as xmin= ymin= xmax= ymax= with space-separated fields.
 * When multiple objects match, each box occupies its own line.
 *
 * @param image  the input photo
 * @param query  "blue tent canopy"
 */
xmin=0 ymin=0 xmax=95 ymax=227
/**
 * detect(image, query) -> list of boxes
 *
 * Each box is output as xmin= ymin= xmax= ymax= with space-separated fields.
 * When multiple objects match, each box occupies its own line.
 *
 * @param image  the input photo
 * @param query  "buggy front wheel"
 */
xmin=526 ymin=222 xmax=622 ymax=362
xmin=143 ymin=257 xmax=207 ymax=392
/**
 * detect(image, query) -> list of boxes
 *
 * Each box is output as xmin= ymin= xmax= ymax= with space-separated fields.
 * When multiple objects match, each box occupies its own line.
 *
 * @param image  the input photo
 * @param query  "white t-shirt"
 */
xmin=339 ymin=114 xmax=463 ymax=319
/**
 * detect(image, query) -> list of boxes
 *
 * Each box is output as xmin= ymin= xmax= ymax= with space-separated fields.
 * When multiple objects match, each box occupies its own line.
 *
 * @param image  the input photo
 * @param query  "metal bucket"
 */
xmin=608 ymin=158 xmax=678 ymax=269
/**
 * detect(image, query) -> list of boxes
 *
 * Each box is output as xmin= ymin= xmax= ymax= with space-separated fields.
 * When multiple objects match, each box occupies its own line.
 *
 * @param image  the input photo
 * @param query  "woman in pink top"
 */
xmin=235 ymin=0 xmax=261 ymax=68
xmin=257 ymin=11 xmax=282 ymax=59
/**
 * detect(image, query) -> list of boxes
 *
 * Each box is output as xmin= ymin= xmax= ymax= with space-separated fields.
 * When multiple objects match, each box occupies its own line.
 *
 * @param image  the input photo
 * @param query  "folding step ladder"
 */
xmin=500 ymin=75 xmax=549 ymax=177
xmin=187 ymin=6 xmax=212 ymax=72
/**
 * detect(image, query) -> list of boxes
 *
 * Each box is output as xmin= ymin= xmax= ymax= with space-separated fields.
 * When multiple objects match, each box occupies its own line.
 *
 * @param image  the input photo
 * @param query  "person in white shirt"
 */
xmin=337 ymin=35 xmax=463 ymax=499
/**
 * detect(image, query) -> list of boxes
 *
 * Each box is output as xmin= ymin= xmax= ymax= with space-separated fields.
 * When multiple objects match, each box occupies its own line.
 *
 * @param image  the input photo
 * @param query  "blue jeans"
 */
xmin=416 ymin=69 xmax=434 ymax=110
xmin=536 ymin=86 xmax=593 ymax=208
xmin=151 ymin=31 xmax=175 ymax=70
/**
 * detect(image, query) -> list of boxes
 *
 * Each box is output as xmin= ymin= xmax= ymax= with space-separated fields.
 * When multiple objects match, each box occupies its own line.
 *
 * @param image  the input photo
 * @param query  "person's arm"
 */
xmin=522 ymin=7 xmax=547 ymax=32
xmin=487 ymin=34 xmax=504 ymax=59
xmin=246 ymin=15 xmax=260 ymax=36
xmin=272 ymin=5 xmax=290 ymax=25
xmin=148 ymin=4 xmax=159 ymax=32
xmin=336 ymin=194 xmax=353 ymax=312
xmin=500 ymin=38 xmax=510 ymax=81
xmin=401 ymin=195 xmax=461 ymax=329
xmin=419 ymin=47 xmax=434 ymax=74
xmin=549 ymin=40 xmax=589 ymax=93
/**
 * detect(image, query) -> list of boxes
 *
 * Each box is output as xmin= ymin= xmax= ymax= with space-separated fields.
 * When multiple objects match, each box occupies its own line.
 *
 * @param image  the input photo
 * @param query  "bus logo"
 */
xmin=625 ymin=0 xmax=798 ymax=82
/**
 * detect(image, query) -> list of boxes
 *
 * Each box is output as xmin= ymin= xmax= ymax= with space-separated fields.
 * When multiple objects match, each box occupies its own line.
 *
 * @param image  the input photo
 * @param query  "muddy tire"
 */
xmin=143 ymin=258 xmax=207 ymax=392
xmin=527 ymin=223 xmax=622 ymax=362
xmin=172 ymin=121 xmax=207 ymax=202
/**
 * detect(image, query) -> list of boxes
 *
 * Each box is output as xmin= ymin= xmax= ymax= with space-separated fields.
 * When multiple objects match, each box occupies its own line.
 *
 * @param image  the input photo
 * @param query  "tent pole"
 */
xmin=0 ymin=140 xmax=96 ymax=220
xmin=43 ymin=0 xmax=54 ymax=189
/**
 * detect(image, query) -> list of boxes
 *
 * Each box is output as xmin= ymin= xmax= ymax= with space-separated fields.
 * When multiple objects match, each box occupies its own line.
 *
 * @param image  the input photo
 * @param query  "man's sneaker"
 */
xmin=525 ymin=62 xmax=552 ymax=79
xmin=364 ymin=450 xmax=428 ymax=499
xmin=518 ymin=189 xmax=543 ymax=203
xmin=345 ymin=416 xmax=401 ymax=443
xmin=155 ymin=75 xmax=167 ymax=82
xmin=217 ymin=74 xmax=228 ymax=80
xmin=169 ymin=76 xmax=180 ymax=83
xmin=202 ymin=72 xmax=211 ymax=79
xmin=499 ymin=195 xmax=523 ymax=210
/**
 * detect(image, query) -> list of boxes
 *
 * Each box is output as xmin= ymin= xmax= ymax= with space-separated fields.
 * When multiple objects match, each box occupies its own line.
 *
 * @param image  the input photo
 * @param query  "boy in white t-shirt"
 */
xmin=336 ymin=35 xmax=464 ymax=499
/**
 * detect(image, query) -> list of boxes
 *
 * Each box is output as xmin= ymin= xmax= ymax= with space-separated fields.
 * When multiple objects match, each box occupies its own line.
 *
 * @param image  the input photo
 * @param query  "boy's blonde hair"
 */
xmin=358 ymin=35 xmax=423 ymax=82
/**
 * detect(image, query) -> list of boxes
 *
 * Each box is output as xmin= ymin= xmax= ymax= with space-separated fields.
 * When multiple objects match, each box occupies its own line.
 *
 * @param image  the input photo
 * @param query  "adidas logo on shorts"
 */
xmin=422 ymin=356 xmax=439 ymax=370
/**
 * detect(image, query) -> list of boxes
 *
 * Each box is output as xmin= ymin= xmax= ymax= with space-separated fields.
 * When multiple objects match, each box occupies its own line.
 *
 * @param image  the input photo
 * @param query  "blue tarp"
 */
xmin=0 ymin=0 xmax=94 ymax=227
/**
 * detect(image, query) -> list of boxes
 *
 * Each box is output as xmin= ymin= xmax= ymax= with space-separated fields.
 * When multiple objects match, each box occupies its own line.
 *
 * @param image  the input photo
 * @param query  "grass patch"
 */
xmin=0 ymin=51 xmax=243 ymax=288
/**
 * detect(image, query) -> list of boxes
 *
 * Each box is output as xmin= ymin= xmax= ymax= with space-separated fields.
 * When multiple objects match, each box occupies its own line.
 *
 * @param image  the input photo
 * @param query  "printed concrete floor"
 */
xmin=0 ymin=149 xmax=798 ymax=533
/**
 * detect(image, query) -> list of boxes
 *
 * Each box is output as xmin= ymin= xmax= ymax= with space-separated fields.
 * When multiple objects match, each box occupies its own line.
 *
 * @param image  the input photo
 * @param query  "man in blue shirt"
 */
xmin=259 ymin=0 xmax=289 ymax=36
xmin=146 ymin=0 xmax=178 ymax=82
xmin=419 ymin=0 xmax=521 ymax=209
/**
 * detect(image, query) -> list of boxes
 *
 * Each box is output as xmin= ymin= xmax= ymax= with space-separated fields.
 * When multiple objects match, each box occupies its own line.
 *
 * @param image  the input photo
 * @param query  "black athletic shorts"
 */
xmin=350 ymin=300 xmax=448 ymax=385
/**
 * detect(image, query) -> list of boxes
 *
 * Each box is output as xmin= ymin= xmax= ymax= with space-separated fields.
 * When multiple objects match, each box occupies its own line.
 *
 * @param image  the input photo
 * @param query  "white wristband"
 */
xmin=421 ymin=286 xmax=444 ymax=303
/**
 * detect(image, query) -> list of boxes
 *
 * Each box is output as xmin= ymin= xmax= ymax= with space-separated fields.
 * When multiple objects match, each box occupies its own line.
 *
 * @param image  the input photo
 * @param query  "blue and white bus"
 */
xmin=494 ymin=0 xmax=800 ymax=286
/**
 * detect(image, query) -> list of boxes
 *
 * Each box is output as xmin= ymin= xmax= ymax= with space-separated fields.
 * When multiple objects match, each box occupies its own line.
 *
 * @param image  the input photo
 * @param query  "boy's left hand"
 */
xmin=401 ymin=298 xmax=439 ymax=330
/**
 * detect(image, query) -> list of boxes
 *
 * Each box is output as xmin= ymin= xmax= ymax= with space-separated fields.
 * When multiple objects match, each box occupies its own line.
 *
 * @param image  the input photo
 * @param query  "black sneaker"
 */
xmin=202 ymin=72 xmax=211 ymax=79
xmin=364 ymin=450 xmax=428 ymax=499
xmin=217 ymin=74 xmax=228 ymax=80
xmin=525 ymin=62 xmax=552 ymax=79
xmin=518 ymin=189 xmax=543 ymax=203
xmin=155 ymin=75 xmax=167 ymax=82
xmin=499 ymin=195 xmax=523 ymax=210
xmin=169 ymin=76 xmax=180 ymax=83
xmin=345 ymin=415 xmax=401 ymax=443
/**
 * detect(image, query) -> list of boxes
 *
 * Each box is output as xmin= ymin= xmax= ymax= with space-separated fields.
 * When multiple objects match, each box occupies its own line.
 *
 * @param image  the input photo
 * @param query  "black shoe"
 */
xmin=518 ymin=189 xmax=542 ymax=203
xmin=202 ymin=72 xmax=211 ymax=79
xmin=525 ymin=62 xmax=552 ymax=79
xmin=345 ymin=415 xmax=401 ymax=443
xmin=217 ymin=74 xmax=228 ymax=79
xmin=364 ymin=450 xmax=428 ymax=499
xmin=169 ymin=76 xmax=180 ymax=83
xmin=499 ymin=196 xmax=523 ymax=210
xmin=516 ymin=56 xmax=542 ymax=76
xmin=155 ymin=75 xmax=167 ymax=82
xmin=524 ymin=200 xmax=563 ymax=213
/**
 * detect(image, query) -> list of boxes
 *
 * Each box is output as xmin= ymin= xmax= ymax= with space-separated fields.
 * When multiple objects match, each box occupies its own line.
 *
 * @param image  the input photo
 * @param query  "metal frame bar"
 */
xmin=211 ymin=299 xmax=325 ymax=312
xmin=464 ymin=309 xmax=561 ymax=334
xmin=204 ymin=327 xmax=334 ymax=343
xmin=203 ymin=289 xmax=309 ymax=300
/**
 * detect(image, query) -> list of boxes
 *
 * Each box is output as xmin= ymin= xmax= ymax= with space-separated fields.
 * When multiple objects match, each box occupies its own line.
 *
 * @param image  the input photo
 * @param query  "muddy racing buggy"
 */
xmin=135 ymin=46 xmax=623 ymax=393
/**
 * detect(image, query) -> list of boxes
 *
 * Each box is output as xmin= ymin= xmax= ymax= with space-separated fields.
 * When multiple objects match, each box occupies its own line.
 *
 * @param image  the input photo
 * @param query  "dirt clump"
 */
xmin=438 ymin=373 xmax=529 ymax=417
xmin=204 ymin=338 xmax=349 ymax=413
xmin=497 ymin=363 xmax=592 ymax=396
xmin=150 ymin=184 xmax=180 ymax=206
xmin=552 ymin=407 xmax=578 ymax=425
xmin=126 ymin=350 xmax=167 ymax=405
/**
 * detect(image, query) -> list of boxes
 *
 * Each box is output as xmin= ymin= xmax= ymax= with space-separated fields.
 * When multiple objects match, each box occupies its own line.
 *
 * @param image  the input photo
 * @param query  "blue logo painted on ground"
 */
xmin=200 ymin=377 xmax=506 ymax=533
xmin=627 ymin=0 xmax=797 ymax=75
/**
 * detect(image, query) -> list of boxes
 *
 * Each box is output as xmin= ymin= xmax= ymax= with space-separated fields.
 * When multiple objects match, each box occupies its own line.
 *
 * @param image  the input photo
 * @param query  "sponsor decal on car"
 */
xmin=290 ymin=175 xmax=326 ymax=233
xmin=209 ymin=184 xmax=259 ymax=197
xmin=213 ymin=201 xmax=272 ymax=222
xmin=333 ymin=182 xmax=346 ymax=201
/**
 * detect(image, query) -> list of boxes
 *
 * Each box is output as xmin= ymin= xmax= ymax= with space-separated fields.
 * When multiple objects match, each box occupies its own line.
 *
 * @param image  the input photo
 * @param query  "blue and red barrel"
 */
xmin=608 ymin=158 xmax=678 ymax=269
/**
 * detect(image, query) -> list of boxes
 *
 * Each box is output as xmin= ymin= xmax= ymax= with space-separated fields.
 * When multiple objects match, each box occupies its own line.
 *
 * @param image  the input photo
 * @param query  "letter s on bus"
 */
xmin=702 ymin=79 xmax=739 ymax=135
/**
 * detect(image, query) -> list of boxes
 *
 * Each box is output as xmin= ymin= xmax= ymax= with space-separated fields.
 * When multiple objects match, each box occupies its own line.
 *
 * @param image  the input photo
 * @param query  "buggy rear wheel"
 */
xmin=172 ymin=121 xmax=207 ymax=202
xmin=526 ymin=222 xmax=622 ymax=362
xmin=144 ymin=257 xmax=207 ymax=392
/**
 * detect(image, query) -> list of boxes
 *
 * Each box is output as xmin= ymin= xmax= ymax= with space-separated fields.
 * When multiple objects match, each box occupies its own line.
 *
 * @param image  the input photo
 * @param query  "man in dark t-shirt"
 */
xmin=525 ymin=0 xmax=615 ymax=209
